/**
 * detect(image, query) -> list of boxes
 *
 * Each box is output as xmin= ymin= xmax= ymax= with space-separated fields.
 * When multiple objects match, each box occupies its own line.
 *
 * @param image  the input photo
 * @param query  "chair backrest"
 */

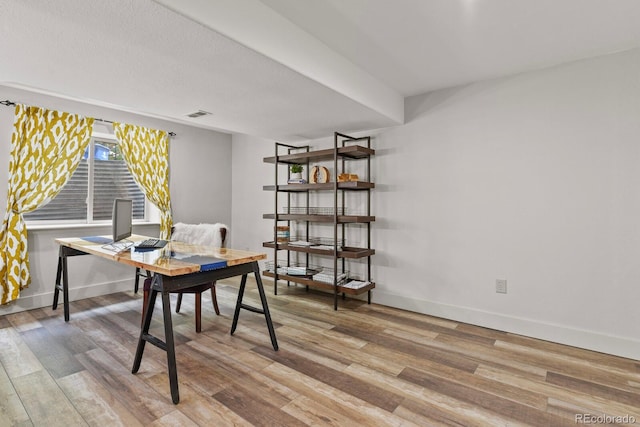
xmin=170 ymin=223 xmax=228 ymax=248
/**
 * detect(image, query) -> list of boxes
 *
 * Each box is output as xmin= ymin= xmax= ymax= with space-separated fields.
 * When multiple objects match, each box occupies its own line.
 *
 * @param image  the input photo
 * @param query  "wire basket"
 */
xmin=309 ymin=236 xmax=346 ymax=247
xmin=279 ymin=236 xmax=345 ymax=250
xmin=311 ymin=268 xmax=349 ymax=285
xmin=265 ymin=261 xmax=348 ymax=284
xmin=281 ymin=206 xmax=349 ymax=215
xmin=265 ymin=261 xmax=323 ymax=276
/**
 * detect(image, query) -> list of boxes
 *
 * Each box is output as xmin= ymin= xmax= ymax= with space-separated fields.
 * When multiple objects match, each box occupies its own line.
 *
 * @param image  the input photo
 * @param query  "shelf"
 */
xmin=263 ymin=145 xmax=375 ymax=165
xmin=263 ymin=241 xmax=375 ymax=258
xmin=262 ymin=270 xmax=375 ymax=295
xmin=264 ymin=134 xmax=375 ymax=309
xmin=263 ymin=181 xmax=375 ymax=192
xmin=263 ymin=213 xmax=375 ymax=223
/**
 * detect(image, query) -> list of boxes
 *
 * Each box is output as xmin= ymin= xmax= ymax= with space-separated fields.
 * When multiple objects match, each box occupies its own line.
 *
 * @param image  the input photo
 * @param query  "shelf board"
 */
xmin=263 ymin=242 xmax=375 ymax=258
xmin=263 ymin=181 xmax=375 ymax=192
xmin=263 ymin=213 xmax=375 ymax=223
xmin=263 ymin=145 xmax=374 ymax=164
xmin=262 ymin=270 xmax=375 ymax=295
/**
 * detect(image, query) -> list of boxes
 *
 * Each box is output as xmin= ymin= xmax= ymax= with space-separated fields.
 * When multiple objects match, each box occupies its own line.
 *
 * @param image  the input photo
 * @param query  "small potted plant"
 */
xmin=290 ymin=164 xmax=304 ymax=180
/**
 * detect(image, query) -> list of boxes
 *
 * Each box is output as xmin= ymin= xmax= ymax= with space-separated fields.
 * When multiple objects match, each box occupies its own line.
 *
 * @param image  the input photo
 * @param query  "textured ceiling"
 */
xmin=2 ymin=0 xmax=640 ymax=141
xmin=0 ymin=0 xmax=397 ymax=141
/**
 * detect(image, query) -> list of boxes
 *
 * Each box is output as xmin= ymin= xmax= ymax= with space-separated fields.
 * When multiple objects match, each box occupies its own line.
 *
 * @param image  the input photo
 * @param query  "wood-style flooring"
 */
xmin=1 ymin=277 xmax=639 ymax=426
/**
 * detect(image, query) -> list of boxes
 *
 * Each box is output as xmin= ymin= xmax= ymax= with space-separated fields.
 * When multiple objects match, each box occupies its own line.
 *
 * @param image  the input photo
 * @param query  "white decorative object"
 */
xmin=171 ymin=222 xmax=227 ymax=247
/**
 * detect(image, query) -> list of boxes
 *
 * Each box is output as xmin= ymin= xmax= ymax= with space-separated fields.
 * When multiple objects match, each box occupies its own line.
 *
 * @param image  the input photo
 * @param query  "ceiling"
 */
xmin=2 ymin=0 xmax=640 ymax=141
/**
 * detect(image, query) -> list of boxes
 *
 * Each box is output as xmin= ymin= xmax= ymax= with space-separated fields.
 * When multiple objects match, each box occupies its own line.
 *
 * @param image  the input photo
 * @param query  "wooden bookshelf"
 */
xmin=263 ymin=133 xmax=376 ymax=309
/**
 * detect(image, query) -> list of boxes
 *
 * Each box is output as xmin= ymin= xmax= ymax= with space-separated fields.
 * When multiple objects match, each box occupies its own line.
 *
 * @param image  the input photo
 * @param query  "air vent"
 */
xmin=185 ymin=110 xmax=212 ymax=118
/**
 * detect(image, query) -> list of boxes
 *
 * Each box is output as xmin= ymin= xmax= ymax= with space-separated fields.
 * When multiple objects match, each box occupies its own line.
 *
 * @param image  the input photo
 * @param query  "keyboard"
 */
xmin=135 ymin=238 xmax=168 ymax=249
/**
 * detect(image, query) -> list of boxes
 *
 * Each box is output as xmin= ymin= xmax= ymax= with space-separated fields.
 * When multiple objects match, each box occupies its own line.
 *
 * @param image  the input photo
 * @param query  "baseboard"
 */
xmin=198 ymin=276 xmax=640 ymax=360
xmin=373 ymin=290 xmax=640 ymax=361
xmin=0 ymin=279 xmax=134 ymax=315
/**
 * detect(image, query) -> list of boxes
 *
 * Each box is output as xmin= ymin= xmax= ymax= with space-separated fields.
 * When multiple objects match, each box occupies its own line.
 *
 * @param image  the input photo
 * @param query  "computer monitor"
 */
xmin=112 ymin=198 xmax=132 ymax=243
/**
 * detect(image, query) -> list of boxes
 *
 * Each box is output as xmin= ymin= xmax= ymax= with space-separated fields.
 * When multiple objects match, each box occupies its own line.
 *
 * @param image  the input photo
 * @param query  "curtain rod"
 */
xmin=1 ymin=99 xmax=176 ymax=137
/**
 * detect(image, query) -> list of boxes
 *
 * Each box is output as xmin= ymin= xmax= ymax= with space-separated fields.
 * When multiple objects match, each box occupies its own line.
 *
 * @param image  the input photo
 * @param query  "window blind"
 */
xmin=24 ymin=159 xmax=145 ymax=222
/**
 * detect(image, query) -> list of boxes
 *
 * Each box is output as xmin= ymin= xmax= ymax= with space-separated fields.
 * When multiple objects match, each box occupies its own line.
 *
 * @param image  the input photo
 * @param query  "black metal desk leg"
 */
xmin=230 ymin=274 xmax=248 ymax=335
xmin=161 ymin=290 xmax=179 ymax=404
xmin=52 ymin=246 xmax=90 ymax=322
xmin=230 ymin=265 xmax=279 ymax=351
xmin=52 ymin=254 xmax=63 ymax=310
xmin=253 ymin=264 xmax=279 ymax=351
xmin=61 ymin=254 xmax=70 ymax=322
xmin=134 ymin=267 xmax=140 ymax=293
xmin=132 ymin=287 xmax=158 ymax=374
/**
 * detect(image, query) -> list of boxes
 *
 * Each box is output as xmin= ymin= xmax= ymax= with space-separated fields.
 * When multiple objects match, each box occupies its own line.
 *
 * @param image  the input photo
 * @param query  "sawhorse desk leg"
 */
xmin=132 ymin=262 xmax=278 ymax=405
xmin=134 ymin=267 xmax=152 ymax=294
xmin=52 ymin=246 xmax=87 ymax=322
xmin=231 ymin=262 xmax=279 ymax=351
xmin=132 ymin=275 xmax=180 ymax=404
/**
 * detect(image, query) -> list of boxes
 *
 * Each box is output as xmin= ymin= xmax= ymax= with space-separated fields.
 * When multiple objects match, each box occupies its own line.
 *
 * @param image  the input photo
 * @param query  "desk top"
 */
xmin=55 ymin=234 xmax=266 ymax=276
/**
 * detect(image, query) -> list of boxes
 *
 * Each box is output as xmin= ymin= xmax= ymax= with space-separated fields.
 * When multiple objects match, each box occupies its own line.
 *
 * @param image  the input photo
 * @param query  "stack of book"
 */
xmin=342 ymin=280 xmax=371 ymax=289
xmin=313 ymin=272 xmax=347 ymax=284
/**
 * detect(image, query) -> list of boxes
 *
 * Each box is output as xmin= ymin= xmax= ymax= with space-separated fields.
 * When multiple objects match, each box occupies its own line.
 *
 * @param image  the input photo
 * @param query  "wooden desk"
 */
xmin=53 ymin=234 xmax=278 ymax=404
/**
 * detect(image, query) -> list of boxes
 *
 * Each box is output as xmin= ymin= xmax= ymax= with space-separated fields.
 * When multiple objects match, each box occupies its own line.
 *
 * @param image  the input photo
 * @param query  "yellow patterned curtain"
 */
xmin=0 ymin=105 xmax=94 ymax=305
xmin=113 ymin=122 xmax=172 ymax=239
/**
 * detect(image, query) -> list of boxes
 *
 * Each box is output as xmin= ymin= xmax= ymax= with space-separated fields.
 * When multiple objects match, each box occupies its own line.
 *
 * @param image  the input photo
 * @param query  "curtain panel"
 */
xmin=113 ymin=122 xmax=172 ymax=239
xmin=0 ymin=105 xmax=94 ymax=305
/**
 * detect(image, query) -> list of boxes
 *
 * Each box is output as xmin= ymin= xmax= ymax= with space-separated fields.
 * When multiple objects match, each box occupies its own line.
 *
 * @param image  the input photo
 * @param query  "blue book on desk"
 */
xmin=174 ymin=254 xmax=227 ymax=271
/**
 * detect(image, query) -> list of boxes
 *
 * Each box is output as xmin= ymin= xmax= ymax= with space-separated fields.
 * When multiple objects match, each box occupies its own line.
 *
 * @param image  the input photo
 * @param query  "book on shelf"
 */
xmin=287 ymin=240 xmax=313 ymax=246
xmin=342 ymin=280 xmax=371 ymax=289
xmin=313 ymin=272 xmax=347 ymax=284
xmin=313 ymin=244 xmax=341 ymax=251
xmin=287 ymin=178 xmax=307 ymax=184
xmin=285 ymin=266 xmax=308 ymax=275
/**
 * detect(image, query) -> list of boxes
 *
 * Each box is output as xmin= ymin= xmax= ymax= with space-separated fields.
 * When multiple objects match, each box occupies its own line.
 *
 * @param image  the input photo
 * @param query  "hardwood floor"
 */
xmin=1 ymin=277 xmax=639 ymax=426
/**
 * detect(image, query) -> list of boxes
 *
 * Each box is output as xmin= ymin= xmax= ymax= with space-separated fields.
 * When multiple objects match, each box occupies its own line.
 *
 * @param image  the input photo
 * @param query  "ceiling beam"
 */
xmin=153 ymin=0 xmax=404 ymax=125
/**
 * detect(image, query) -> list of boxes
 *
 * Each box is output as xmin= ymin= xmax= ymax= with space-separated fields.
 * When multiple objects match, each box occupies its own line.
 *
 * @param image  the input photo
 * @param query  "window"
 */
xmin=24 ymin=133 xmax=147 ymax=223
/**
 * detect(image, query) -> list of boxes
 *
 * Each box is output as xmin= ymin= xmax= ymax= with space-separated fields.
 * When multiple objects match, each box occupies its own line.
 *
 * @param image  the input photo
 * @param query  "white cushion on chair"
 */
xmin=171 ymin=222 xmax=227 ymax=248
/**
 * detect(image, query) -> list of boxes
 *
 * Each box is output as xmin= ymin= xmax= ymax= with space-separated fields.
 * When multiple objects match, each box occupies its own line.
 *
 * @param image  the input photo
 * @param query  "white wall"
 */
xmin=0 ymin=85 xmax=232 ymax=314
xmin=231 ymin=49 xmax=640 ymax=360
xmin=169 ymin=125 xmax=232 ymax=226
xmin=230 ymin=133 xmax=275 ymax=252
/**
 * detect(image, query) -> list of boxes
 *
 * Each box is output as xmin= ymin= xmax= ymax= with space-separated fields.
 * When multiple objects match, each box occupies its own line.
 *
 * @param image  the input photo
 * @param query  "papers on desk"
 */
xmin=102 ymin=241 xmax=133 ymax=252
xmin=82 ymin=236 xmax=134 ymax=253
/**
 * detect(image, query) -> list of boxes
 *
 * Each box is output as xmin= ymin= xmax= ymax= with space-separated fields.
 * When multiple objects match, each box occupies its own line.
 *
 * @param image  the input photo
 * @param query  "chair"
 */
xmin=139 ymin=222 xmax=228 ymax=332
